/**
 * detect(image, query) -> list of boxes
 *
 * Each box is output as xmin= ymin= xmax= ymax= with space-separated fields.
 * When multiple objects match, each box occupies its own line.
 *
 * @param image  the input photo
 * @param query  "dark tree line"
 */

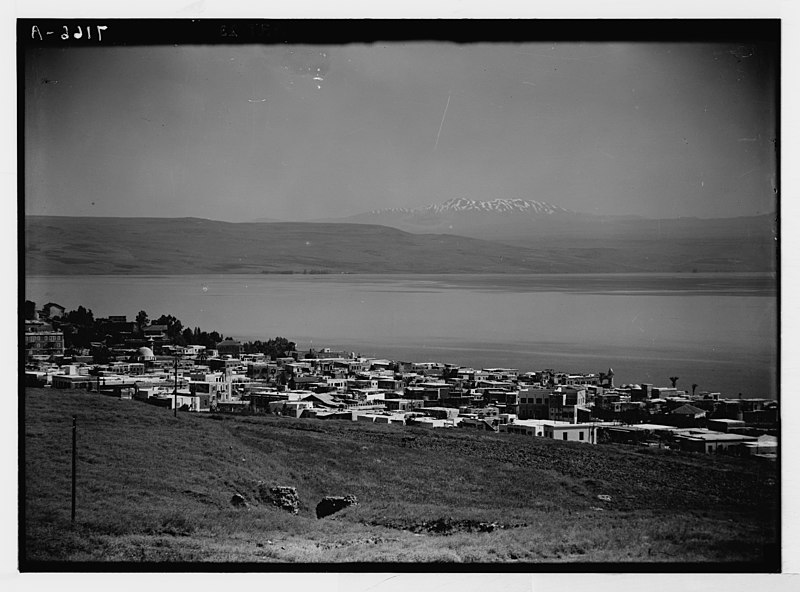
xmin=241 ymin=337 xmax=296 ymax=359
xmin=180 ymin=326 xmax=225 ymax=349
xmin=26 ymin=300 xmax=294 ymax=359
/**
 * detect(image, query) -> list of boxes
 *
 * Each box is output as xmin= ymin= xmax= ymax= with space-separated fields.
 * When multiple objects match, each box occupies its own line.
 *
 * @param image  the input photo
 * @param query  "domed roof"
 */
xmin=136 ymin=346 xmax=155 ymax=359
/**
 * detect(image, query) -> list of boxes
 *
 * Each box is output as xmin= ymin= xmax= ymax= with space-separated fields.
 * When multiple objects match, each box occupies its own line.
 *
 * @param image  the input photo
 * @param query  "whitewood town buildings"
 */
xmin=24 ymin=304 xmax=778 ymax=459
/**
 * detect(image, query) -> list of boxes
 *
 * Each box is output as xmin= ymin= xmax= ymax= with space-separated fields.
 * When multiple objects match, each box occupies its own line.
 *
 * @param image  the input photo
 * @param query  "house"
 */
xmin=301 ymin=392 xmax=342 ymax=409
xmin=217 ymin=339 xmax=243 ymax=357
xmin=143 ymin=324 xmax=169 ymax=338
xmin=542 ymin=421 xmax=600 ymax=444
xmin=741 ymin=435 xmax=778 ymax=458
xmin=190 ymin=378 xmax=232 ymax=402
xmin=371 ymin=413 xmax=407 ymax=425
xmin=707 ymin=418 xmax=746 ymax=433
xmin=419 ymin=382 xmax=450 ymax=400
xmin=50 ymin=365 xmax=93 ymax=389
xmin=25 ymin=371 xmax=48 ymax=387
xmin=268 ymin=400 xmax=313 ymax=417
xmin=665 ymin=403 xmax=708 ymax=427
xmin=501 ymin=419 xmax=547 ymax=437
xmin=40 ymin=302 xmax=65 ymax=319
xmin=406 ymin=416 xmax=451 ymax=429
xmin=548 ymin=387 xmax=586 ymax=423
xmin=173 ymin=392 xmax=212 ymax=412
xmin=458 ymin=417 xmax=499 ymax=431
xmin=483 ymin=368 xmax=519 ymax=381
xmin=383 ymin=398 xmax=425 ymax=412
xmin=216 ymin=400 xmax=250 ymax=414
xmin=601 ymin=423 xmax=678 ymax=445
xmin=672 ymin=429 xmax=757 ymax=454
xmin=25 ymin=322 xmax=65 ymax=359
xmin=290 ymin=374 xmax=321 ymax=390
xmin=419 ymin=406 xmax=459 ymax=420
xmin=517 ymin=387 xmax=552 ymax=420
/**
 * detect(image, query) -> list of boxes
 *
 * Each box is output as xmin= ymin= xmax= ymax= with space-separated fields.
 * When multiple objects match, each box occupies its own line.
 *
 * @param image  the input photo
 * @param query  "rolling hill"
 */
xmin=24 ymin=215 xmax=776 ymax=275
xmin=22 ymin=388 xmax=778 ymax=566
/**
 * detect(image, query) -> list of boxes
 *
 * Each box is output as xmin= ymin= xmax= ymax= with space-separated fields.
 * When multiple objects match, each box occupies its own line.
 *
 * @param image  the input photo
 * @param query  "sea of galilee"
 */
xmin=25 ymin=272 xmax=777 ymax=399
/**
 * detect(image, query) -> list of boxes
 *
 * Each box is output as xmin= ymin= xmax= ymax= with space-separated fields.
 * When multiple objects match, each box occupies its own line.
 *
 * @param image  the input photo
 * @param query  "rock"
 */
xmin=316 ymin=494 xmax=358 ymax=519
xmin=230 ymin=493 xmax=248 ymax=508
xmin=258 ymin=484 xmax=300 ymax=515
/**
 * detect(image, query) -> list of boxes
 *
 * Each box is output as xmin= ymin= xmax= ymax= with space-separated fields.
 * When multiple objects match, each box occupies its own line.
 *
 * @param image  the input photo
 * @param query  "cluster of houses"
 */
xmin=24 ymin=307 xmax=778 ymax=460
xmin=23 ymin=302 xmax=66 ymax=359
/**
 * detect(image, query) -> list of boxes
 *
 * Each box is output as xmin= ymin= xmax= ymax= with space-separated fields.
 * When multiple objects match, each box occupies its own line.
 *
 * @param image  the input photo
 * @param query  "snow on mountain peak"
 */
xmin=430 ymin=198 xmax=569 ymax=215
xmin=364 ymin=198 xmax=570 ymax=218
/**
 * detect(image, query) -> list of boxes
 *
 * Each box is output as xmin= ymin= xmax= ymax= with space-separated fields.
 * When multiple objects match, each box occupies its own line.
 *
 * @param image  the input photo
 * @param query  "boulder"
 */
xmin=258 ymin=484 xmax=300 ymax=515
xmin=230 ymin=493 xmax=248 ymax=508
xmin=316 ymin=494 xmax=358 ymax=519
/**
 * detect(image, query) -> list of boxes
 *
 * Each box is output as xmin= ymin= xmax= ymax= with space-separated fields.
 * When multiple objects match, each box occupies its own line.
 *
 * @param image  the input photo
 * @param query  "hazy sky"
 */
xmin=24 ymin=41 xmax=777 ymax=221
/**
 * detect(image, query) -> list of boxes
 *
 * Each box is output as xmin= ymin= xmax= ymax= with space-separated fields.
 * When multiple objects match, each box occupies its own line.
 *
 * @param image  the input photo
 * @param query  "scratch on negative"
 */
xmin=434 ymin=92 xmax=452 ymax=151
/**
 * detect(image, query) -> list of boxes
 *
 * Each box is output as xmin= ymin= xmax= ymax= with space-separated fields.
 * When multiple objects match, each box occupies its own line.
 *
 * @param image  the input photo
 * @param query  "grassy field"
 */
xmin=21 ymin=388 xmax=779 ymax=568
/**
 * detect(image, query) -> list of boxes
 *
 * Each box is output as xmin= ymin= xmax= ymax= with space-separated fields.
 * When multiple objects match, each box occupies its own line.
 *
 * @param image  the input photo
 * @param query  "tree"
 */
xmin=93 ymin=345 xmax=112 ymax=364
xmin=154 ymin=314 xmax=184 ymax=340
xmin=264 ymin=337 xmax=296 ymax=359
xmin=66 ymin=305 xmax=94 ymax=327
xmin=206 ymin=331 xmax=223 ymax=348
xmin=135 ymin=310 xmax=149 ymax=332
xmin=24 ymin=300 xmax=37 ymax=320
xmin=669 ymin=376 xmax=680 ymax=389
xmin=240 ymin=337 xmax=296 ymax=359
xmin=692 ymin=383 xmax=699 ymax=397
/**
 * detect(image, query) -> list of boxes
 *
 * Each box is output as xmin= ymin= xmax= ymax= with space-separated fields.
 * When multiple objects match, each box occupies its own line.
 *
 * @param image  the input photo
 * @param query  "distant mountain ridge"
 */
xmin=327 ymin=198 xmax=775 ymax=246
xmin=25 ymin=214 xmax=776 ymax=275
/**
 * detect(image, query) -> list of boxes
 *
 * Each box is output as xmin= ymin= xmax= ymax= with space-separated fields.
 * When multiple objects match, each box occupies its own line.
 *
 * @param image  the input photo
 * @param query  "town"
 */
xmin=24 ymin=300 xmax=778 ymax=459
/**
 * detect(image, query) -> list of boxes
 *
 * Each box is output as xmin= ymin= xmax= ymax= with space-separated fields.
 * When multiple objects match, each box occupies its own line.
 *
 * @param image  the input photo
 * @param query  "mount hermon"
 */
xmin=342 ymin=198 xmax=576 ymax=240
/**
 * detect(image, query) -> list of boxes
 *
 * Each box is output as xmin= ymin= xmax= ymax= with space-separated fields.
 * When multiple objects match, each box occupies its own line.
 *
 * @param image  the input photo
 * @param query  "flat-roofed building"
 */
xmin=673 ymin=430 xmax=757 ymax=454
xmin=25 ymin=321 xmax=65 ymax=360
xmin=543 ymin=421 xmax=603 ymax=444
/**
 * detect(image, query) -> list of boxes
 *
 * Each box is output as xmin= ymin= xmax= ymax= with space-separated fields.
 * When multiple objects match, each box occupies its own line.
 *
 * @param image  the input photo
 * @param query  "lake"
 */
xmin=25 ymin=273 xmax=778 ymax=399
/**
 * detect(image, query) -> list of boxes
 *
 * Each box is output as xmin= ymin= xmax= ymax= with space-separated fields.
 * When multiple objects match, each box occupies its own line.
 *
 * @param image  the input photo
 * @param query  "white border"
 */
xmin=5 ymin=0 xmax=794 ymax=588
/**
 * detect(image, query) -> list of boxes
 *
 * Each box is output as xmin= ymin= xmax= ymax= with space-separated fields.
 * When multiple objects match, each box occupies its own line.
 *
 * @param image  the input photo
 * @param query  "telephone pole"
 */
xmin=173 ymin=355 xmax=178 ymax=417
xmin=71 ymin=415 xmax=77 ymax=523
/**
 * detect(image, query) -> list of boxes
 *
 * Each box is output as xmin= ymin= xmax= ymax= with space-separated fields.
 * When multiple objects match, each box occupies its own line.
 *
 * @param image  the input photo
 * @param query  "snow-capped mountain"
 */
xmin=337 ymin=197 xmax=577 ymax=241
xmin=321 ymin=197 xmax=774 ymax=247
xmin=366 ymin=198 xmax=571 ymax=217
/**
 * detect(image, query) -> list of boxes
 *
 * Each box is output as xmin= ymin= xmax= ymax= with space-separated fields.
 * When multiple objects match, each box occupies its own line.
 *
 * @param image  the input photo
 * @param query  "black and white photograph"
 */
xmin=18 ymin=14 xmax=781 ymax=572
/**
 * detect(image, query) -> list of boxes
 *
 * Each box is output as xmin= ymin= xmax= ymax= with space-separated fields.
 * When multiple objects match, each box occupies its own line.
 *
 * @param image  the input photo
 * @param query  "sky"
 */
xmin=24 ymin=40 xmax=777 ymax=222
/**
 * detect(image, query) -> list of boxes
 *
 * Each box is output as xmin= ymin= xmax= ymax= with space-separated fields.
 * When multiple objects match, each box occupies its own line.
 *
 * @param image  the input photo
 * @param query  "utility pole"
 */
xmin=71 ymin=415 xmax=77 ymax=523
xmin=173 ymin=355 xmax=178 ymax=417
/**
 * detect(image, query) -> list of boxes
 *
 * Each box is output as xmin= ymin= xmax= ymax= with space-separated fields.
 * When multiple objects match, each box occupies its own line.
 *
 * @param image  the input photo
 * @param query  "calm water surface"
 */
xmin=25 ymin=273 xmax=778 ymax=398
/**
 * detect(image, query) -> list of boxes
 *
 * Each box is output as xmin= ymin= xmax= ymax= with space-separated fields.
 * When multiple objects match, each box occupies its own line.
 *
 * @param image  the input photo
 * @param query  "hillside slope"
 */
xmin=23 ymin=389 xmax=779 ymax=566
xmin=24 ymin=216 xmax=583 ymax=275
xmin=25 ymin=215 xmax=776 ymax=275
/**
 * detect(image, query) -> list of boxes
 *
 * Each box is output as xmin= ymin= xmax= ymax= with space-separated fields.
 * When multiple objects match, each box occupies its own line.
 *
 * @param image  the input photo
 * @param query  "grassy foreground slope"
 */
xmin=22 ymin=389 xmax=779 ymax=567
